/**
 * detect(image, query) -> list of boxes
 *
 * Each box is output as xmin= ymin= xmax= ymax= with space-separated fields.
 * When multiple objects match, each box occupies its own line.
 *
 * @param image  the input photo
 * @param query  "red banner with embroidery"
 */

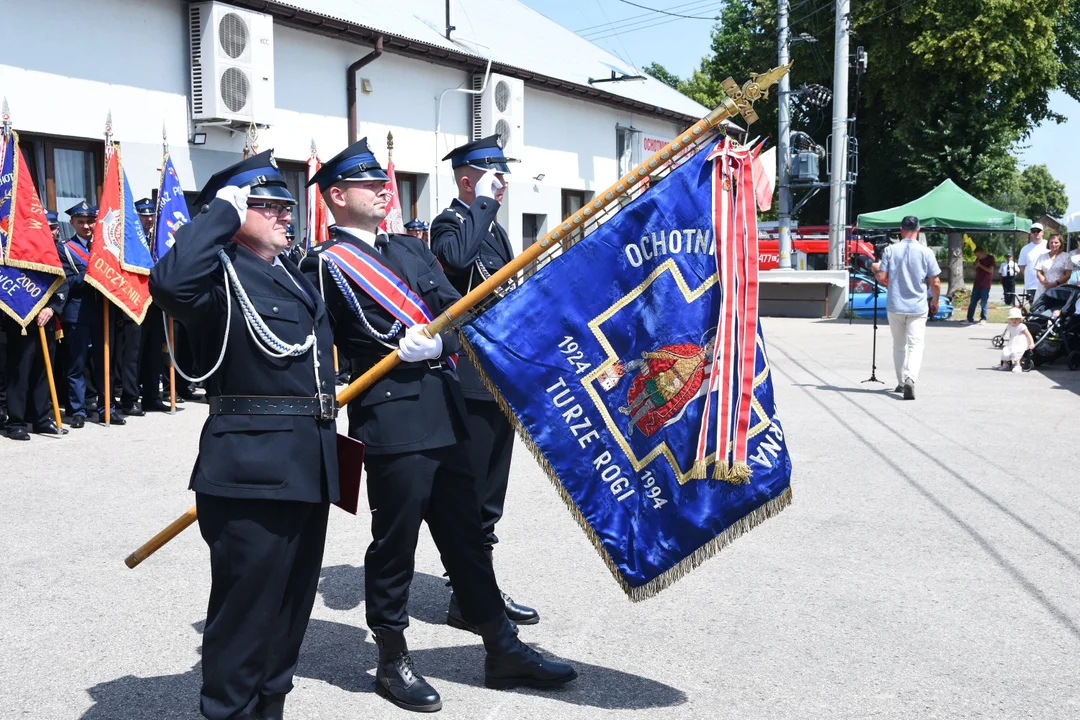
xmin=378 ymin=157 xmax=405 ymax=235
xmin=84 ymin=149 xmax=154 ymax=323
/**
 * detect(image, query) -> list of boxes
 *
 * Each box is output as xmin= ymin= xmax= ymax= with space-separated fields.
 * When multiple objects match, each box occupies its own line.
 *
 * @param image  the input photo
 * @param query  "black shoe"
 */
xmin=255 ymin=693 xmax=285 ymax=720
xmin=143 ymin=400 xmax=170 ymax=413
xmin=98 ymin=412 xmax=127 ymax=425
xmin=33 ymin=422 xmax=66 ymax=436
xmin=892 ymin=384 xmax=903 ymax=393
xmin=478 ymin=614 xmax=577 ymax=690
xmin=7 ymin=427 xmax=31 ymax=441
xmin=502 ymin=592 xmax=539 ymax=625
xmin=70 ymin=415 xmax=86 ymax=429
xmin=121 ymin=404 xmax=145 ymax=417
xmin=0 ymin=406 xmax=8 ymax=427
xmin=448 ymin=593 xmax=521 ymax=635
xmin=903 ymin=378 xmax=915 ymax=400
xmin=373 ymin=631 xmax=442 ymax=713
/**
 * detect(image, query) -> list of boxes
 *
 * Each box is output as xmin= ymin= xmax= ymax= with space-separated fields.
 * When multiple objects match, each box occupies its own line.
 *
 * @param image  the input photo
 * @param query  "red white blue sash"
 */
xmin=322 ymin=241 xmax=456 ymax=367
xmin=65 ymin=240 xmax=90 ymax=267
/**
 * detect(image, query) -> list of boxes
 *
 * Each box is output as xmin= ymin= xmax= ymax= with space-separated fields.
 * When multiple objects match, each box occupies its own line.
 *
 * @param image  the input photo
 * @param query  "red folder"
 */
xmin=334 ymin=433 xmax=365 ymax=515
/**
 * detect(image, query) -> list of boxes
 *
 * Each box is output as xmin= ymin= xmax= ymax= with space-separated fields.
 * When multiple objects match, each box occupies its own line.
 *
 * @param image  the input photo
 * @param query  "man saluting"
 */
xmin=429 ymin=135 xmax=539 ymax=632
xmin=304 ymin=138 xmax=575 ymax=714
xmin=150 ymin=150 xmax=339 ymax=720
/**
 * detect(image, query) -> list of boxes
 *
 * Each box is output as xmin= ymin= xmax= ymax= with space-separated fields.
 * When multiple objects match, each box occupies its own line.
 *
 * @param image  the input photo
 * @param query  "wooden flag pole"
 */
xmin=125 ymin=507 xmax=198 ymax=568
xmin=123 ymin=67 xmax=790 ymax=568
xmin=39 ymin=325 xmax=63 ymax=431
xmin=103 ymin=298 xmax=111 ymax=425
xmin=168 ymin=317 xmax=177 ymax=413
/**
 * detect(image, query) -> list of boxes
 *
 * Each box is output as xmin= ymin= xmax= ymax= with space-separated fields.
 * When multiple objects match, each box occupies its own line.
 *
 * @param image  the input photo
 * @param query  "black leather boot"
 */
xmin=478 ymin=614 xmax=577 ymax=690
xmin=373 ymin=630 xmax=442 ymax=712
xmin=255 ymin=692 xmax=285 ymax=720
xmin=501 ymin=591 xmax=539 ymax=625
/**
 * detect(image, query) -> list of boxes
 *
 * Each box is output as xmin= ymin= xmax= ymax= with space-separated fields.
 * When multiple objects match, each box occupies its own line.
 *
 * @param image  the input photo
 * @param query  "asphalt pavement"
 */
xmin=2 ymin=317 xmax=1078 ymax=720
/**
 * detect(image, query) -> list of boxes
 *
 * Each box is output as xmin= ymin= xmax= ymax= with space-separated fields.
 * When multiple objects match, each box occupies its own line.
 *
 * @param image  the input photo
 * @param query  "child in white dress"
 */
xmin=999 ymin=307 xmax=1034 ymax=373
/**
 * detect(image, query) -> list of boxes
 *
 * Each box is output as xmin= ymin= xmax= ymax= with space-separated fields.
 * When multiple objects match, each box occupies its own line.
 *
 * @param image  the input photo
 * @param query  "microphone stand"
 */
xmin=863 ymin=272 xmax=882 ymax=384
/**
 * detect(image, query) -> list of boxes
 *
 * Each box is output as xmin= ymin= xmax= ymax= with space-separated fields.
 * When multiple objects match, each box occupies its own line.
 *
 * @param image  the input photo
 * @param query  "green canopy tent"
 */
xmin=856 ymin=179 xmax=1031 ymax=232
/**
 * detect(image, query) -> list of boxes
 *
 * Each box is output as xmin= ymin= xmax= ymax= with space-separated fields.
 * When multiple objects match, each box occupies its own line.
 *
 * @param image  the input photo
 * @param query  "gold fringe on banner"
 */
xmin=459 ymin=334 xmax=792 ymax=602
xmin=689 ymin=460 xmax=709 ymax=480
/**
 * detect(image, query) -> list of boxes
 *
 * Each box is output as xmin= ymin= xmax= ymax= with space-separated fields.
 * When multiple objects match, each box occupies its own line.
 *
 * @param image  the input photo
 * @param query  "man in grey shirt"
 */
xmin=873 ymin=216 xmax=942 ymax=400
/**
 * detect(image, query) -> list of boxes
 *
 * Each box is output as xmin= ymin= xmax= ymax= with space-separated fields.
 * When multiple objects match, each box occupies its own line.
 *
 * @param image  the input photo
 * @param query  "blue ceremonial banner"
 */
xmin=462 ymin=138 xmax=792 ymax=599
xmin=154 ymin=154 xmax=189 ymax=261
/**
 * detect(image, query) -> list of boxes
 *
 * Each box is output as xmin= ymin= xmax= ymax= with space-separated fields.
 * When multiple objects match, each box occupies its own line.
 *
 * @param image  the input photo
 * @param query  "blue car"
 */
xmin=849 ymin=271 xmax=953 ymax=320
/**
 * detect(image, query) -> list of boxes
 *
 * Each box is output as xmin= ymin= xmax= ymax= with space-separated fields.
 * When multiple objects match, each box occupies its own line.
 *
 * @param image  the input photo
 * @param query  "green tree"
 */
xmin=642 ymin=62 xmax=681 ymax=89
xmin=1018 ymin=164 xmax=1069 ymax=219
xmin=647 ymin=0 xmax=1080 ymax=229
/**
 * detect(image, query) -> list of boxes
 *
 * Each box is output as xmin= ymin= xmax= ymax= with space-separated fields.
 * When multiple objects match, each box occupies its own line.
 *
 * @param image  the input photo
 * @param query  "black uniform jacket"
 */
xmin=302 ymin=229 xmax=468 ymax=456
xmin=150 ymin=199 xmax=340 ymax=504
xmin=429 ymin=197 xmax=513 ymax=401
xmin=56 ymin=236 xmax=95 ymax=325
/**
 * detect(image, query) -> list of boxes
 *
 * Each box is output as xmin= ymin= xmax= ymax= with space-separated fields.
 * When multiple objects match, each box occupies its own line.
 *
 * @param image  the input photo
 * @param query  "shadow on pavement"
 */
xmin=81 ymin=618 xmax=686 ymax=717
xmin=319 ymin=564 xmax=451 ymax=626
xmin=771 ymin=343 xmax=1080 ymax=643
xmin=794 ymin=382 xmax=901 ymax=398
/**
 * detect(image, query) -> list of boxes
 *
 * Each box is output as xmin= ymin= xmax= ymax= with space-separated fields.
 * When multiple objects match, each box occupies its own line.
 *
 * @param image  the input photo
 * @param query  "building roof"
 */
xmin=233 ymin=0 xmax=711 ymax=123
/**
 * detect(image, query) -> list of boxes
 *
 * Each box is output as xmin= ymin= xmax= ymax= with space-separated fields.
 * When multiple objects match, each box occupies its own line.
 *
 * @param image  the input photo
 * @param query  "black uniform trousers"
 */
xmin=2 ymin=317 xmax=56 ymax=432
xmin=112 ymin=317 xmax=141 ymax=407
xmin=64 ymin=299 xmax=112 ymax=418
xmin=364 ymin=442 xmax=505 ymax=634
xmin=463 ymin=399 xmax=515 ymax=552
xmin=196 ymin=494 xmax=330 ymax=720
xmin=139 ymin=312 xmax=167 ymax=404
xmin=1002 ymin=276 xmax=1017 ymax=305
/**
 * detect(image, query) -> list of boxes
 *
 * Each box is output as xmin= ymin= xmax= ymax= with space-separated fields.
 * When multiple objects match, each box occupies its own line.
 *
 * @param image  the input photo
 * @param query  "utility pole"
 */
xmin=827 ymin=0 xmax=850 ymax=271
xmin=777 ymin=0 xmax=793 ymax=269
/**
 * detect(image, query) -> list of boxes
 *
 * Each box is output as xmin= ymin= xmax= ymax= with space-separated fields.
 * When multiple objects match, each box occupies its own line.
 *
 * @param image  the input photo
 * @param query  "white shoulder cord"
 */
xmin=165 ymin=249 xmax=319 ymax=389
xmin=164 ymin=260 xmax=232 ymax=383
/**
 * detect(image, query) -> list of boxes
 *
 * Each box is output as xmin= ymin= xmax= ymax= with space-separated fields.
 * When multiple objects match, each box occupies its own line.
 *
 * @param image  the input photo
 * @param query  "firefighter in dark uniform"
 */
xmin=134 ymin=198 xmax=170 ymax=412
xmin=150 ymin=151 xmax=339 ymax=720
xmin=57 ymin=201 xmax=124 ymax=428
xmin=429 ymin=135 xmax=538 ymax=630
xmin=1 ymin=253 xmax=69 ymax=441
xmin=403 ymin=218 xmax=425 ymax=241
xmin=303 ymin=139 xmax=575 ymax=714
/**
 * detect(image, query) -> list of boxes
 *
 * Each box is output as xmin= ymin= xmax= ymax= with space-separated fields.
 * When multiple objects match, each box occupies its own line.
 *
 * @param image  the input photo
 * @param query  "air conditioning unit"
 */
xmin=472 ymin=73 xmax=524 ymax=159
xmin=189 ymin=2 xmax=275 ymax=126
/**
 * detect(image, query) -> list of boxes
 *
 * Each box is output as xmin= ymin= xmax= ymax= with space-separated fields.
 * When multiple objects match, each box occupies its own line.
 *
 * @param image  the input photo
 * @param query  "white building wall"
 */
xmin=0 ymin=0 xmax=686 ymax=250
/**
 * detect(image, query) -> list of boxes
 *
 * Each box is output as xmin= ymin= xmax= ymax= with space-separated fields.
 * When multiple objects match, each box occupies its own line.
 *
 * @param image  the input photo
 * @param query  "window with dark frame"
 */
xmin=562 ymin=189 xmax=590 ymax=223
xmin=16 ymin=132 xmax=105 ymax=241
xmin=277 ymin=160 xmax=309 ymax=246
xmin=396 ymin=172 xmax=420 ymax=223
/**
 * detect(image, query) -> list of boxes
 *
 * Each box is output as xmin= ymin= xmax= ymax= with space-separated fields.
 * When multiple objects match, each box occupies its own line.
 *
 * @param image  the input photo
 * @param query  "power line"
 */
xmin=586 ymin=11 xmax=717 ymax=41
xmin=611 ymin=0 xmax=722 ymax=19
xmin=592 ymin=0 xmax=638 ymax=68
xmin=576 ymin=0 xmax=719 ymax=32
xmin=585 ymin=3 xmax=723 ymax=40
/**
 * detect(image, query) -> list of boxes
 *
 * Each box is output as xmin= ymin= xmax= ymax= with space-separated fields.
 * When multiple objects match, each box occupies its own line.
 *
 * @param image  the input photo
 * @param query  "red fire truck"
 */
xmin=757 ymin=224 xmax=876 ymax=274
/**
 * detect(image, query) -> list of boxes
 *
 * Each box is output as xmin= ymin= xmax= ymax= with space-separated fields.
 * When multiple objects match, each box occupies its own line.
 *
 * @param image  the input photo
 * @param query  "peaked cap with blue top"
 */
xmin=307 ymin=138 xmax=390 ymax=191
xmin=45 ymin=210 xmax=59 ymax=227
xmin=404 ymin=219 xmax=425 ymax=231
xmin=134 ymin=197 xmax=156 ymax=216
xmin=193 ymin=149 xmax=295 ymax=209
xmin=442 ymin=134 xmax=517 ymax=173
xmin=65 ymin=201 xmax=97 ymax=218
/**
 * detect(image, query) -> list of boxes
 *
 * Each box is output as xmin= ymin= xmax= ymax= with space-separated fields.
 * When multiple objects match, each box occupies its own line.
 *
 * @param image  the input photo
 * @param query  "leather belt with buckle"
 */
xmin=209 ymin=394 xmax=338 ymax=421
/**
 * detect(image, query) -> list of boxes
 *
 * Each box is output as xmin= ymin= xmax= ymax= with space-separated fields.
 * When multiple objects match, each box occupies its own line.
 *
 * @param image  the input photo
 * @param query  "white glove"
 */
xmin=398 ymin=324 xmax=443 ymax=363
xmin=215 ymin=185 xmax=251 ymax=225
xmin=474 ymin=169 xmax=503 ymax=200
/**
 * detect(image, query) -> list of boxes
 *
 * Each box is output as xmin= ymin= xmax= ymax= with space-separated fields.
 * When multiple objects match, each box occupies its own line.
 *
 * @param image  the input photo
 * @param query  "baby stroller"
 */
xmin=1023 ymin=285 xmax=1080 ymax=369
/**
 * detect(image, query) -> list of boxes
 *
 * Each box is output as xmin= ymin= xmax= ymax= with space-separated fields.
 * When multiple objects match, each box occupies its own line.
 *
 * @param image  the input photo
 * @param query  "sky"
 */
xmin=519 ymin=0 xmax=1080 ymax=220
